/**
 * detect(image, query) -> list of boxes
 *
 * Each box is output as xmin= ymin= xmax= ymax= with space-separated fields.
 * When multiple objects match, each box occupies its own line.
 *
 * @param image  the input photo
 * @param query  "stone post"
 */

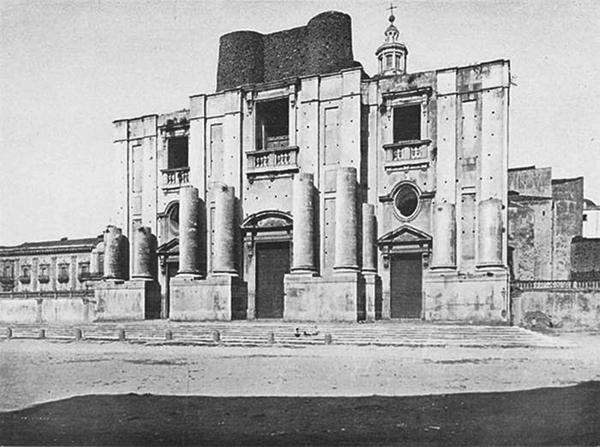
xmin=361 ymin=203 xmax=377 ymax=273
xmin=292 ymin=173 xmax=316 ymax=273
xmin=178 ymin=186 xmax=202 ymax=277
xmin=431 ymin=202 xmax=457 ymax=269
xmin=103 ymin=226 xmax=126 ymax=280
xmin=213 ymin=185 xmax=237 ymax=275
xmin=132 ymin=226 xmax=157 ymax=280
xmin=478 ymin=198 xmax=503 ymax=267
xmin=334 ymin=167 xmax=358 ymax=271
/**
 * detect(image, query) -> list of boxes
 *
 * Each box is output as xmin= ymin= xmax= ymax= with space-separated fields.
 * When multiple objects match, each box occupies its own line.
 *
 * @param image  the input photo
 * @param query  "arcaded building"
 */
xmin=108 ymin=11 xmax=511 ymax=323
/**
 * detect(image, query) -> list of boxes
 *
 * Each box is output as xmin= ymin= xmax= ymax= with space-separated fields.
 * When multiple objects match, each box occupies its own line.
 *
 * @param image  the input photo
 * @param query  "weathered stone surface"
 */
xmin=477 ymin=198 xmax=503 ymax=267
xmin=93 ymin=280 xmax=160 ymax=321
xmin=423 ymin=270 xmax=509 ymax=323
xmin=292 ymin=173 xmax=316 ymax=273
xmin=334 ymin=167 xmax=358 ymax=272
xmin=178 ymin=186 xmax=201 ymax=276
xmin=431 ymin=202 xmax=456 ymax=269
xmin=169 ymin=275 xmax=247 ymax=321
xmin=284 ymin=272 xmax=361 ymax=321
xmin=361 ymin=204 xmax=377 ymax=273
xmin=103 ymin=226 xmax=128 ymax=280
xmin=132 ymin=227 xmax=157 ymax=280
xmin=213 ymin=185 xmax=237 ymax=275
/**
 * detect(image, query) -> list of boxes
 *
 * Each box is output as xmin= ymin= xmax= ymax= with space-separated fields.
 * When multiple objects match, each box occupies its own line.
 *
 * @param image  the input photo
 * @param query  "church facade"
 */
xmin=109 ymin=11 xmax=511 ymax=323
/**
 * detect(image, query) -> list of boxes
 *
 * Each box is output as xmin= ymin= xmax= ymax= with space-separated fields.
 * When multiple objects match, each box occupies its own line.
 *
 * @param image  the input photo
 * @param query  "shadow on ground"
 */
xmin=1 ymin=382 xmax=599 ymax=446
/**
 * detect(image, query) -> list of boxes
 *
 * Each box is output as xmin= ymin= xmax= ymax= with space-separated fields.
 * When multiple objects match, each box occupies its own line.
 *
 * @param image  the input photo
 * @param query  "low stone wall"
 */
xmin=511 ymin=281 xmax=600 ymax=329
xmin=0 ymin=291 xmax=94 ymax=324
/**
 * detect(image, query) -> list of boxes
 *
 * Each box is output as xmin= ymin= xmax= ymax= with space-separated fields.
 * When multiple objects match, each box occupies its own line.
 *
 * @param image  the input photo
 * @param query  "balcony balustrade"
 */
xmin=246 ymin=146 xmax=299 ymax=180
xmin=161 ymin=167 xmax=190 ymax=190
xmin=383 ymin=139 xmax=431 ymax=171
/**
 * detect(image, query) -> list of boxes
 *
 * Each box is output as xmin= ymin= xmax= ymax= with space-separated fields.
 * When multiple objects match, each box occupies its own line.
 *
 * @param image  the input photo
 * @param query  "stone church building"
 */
xmin=108 ymin=10 xmax=511 ymax=323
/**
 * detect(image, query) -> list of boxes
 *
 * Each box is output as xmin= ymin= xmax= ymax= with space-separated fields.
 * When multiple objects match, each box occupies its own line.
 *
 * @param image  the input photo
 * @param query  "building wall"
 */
xmin=552 ymin=178 xmax=584 ymax=280
xmin=571 ymin=237 xmax=600 ymax=280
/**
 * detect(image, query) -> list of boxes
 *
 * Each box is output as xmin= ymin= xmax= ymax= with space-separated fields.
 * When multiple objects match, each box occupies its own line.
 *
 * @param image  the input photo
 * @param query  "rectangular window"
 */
xmin=393 ymin=105 xmax=421 ymax=142
xmin=167 ymin=137 xmax=189 ymax=169
xmin=255 ymin=98 xmax=289 ymax=150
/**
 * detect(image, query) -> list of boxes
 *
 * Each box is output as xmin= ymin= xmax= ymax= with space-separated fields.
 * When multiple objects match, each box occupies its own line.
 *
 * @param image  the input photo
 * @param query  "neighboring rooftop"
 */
xmin=0 ymin=236 xmax=101 ymax=256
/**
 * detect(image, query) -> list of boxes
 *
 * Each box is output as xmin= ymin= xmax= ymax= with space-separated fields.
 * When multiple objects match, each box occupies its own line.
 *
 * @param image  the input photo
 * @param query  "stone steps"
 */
xmin=0 ymin=321 xmax=570 ymax=349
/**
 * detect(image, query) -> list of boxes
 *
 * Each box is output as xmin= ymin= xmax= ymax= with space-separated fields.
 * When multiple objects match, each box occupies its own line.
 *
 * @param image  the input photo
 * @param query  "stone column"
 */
xmin=103 ymin=226 xmax=126 ymax=280
xmin=478 ymin=198 xmax=503 ymax=267
xmin=431 ymin=202 xmax=457 ymax=269
xmin=178 ymin=186 xmax=202 ymax=276
xmin=292 ymin=173 xmax=316 ymax=273
xmin=213 ymin=185 xmax=237 ymax=275
xmin=132 ymin=226 xmax=157 ymax=280
xmin=334 ymin=167 xmax=358 ymax=271
xmin=362 ymin=203 xmax=377 ymax=273
xmin=90 ymin=248 xmax=100 ymax=275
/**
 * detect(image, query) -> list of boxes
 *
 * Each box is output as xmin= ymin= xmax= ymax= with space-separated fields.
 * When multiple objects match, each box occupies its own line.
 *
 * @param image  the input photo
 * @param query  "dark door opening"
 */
xmin=390 ymin=253 xmax=423 ymax=318
xmin=255 ymin=242 xmax=290 ymax=318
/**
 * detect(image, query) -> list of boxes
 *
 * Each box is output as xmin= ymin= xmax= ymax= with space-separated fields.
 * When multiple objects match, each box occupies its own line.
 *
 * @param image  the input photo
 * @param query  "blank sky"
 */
xmin=1 ymin=0 xmax=598 ymax=245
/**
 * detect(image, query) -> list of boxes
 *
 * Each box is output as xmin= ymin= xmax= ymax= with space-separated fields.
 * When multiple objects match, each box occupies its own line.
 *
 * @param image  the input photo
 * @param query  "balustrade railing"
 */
xmin=247 ymin=146 xmax=299 ymax=178
xmin=383 ymin=139 xmax=431 ymax=170
xmin=512 ymin=280 xmax=600 ymax=290
xmin=161 ymin=167 xmax=190 ymax=189
xmin=0 ymin=289 xmax=95 ymax=299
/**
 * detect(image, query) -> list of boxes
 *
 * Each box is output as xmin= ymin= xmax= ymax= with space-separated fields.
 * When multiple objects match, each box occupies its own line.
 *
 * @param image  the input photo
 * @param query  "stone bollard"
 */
xmin=165 ymin=330 xmax=173 ymax=341
xmin=38 ymin=329 xmax=46 ymax=339
xmin=74 ymin=328 xmax=83 ymax=341
xmin=212 ymin=330 xmax=221 ymax=344
xmin=324 ymin=333 xmax=333 ymax=345
xmin=118 ymin=328 xmax=126 ymax=341
xmin=6 ymin=327 xmax=12 ymax=339
xmin=268 ymin=332 xmax=275 ymax=345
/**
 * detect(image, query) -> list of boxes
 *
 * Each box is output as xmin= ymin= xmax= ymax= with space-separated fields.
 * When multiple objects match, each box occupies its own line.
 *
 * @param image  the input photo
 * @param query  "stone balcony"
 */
xmin=161 ymin=167 xmax=190 ymax=190
xmin=383 ymin=139 xmax=431 ymax=171
xmin=246 ymin=146 xmax=299 ymax=181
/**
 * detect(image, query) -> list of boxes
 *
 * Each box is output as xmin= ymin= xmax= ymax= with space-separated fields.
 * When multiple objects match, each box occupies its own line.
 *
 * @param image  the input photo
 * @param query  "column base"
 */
xmin=93 ymin=279 xmax=161 ymax=321
xmin=169 ymin=275 xmax=247 ymax=321
xmin=284 ymin=272 xmax=362 ymax=322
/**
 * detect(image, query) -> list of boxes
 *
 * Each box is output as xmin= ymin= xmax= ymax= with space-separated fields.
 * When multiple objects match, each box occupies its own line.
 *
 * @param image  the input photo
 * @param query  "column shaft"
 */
xmin=431 ymin=202 xmax=457 ymax=268
xmin=334 ymin=167 xmax=358 ymax=271
xmin=178 ymin=186 xmax=201 ymax=276
xmin=132 ymin=226 xmax=157 ymax=280
xmin=478 ymin=198 xmax=503 ymax=267
xmin=103 ymin=226 xmax=126 ymax=280
xmin=213 ymin=185 xmax=236 ymax=274
xmin=292 ymin=173 xmax=315 ymax=272
xmin=362 ymin=203 xmax=377 ymax=272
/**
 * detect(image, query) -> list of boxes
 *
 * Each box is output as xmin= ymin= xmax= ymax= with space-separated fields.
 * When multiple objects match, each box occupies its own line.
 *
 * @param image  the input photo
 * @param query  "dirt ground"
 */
xmin=1 ymin=334 xmax=600 ymax=445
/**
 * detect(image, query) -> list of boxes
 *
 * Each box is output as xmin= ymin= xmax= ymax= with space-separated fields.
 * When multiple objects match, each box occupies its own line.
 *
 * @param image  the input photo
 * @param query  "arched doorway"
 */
xmin=241 ymin=211 xmax=292 ymax=319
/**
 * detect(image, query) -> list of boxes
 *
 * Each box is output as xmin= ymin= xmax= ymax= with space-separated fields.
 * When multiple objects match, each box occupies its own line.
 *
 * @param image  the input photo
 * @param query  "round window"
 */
xmin=394 ymin=184 xmax=420 ymax=219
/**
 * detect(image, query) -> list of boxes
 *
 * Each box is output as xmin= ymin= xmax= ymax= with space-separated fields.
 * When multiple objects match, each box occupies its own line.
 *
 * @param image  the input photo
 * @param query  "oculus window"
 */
xmin=394 ymin=183 xmax=420 ymax=219
xmin=256 ymin=98 xmax=289 ymax=150
xmin=393 ymin=104 xmax=421 ymax=142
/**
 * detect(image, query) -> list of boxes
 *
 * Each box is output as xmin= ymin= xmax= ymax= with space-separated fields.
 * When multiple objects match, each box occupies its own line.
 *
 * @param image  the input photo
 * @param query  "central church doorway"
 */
xmin=390 ymin=253 xmax=423 ymax=318
xmin=255 ymin=241 xmax=290 ymax=318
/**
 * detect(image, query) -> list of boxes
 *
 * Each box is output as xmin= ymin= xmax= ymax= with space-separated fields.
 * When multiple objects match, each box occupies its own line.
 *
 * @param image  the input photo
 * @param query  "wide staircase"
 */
xmin=0 ymin=320 xmax=571 ymax=349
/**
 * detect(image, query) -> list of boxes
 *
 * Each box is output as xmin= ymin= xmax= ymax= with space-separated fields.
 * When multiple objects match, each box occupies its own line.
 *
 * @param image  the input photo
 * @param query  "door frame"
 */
xmin=377 ymin=225 xmax=432 ymax=320
xmin=241 ymin=210 xmax=293 ymax=319
xmin=389 ymin=251 xmax=424 ymax=319
xmin=254 ymin=240 xmax=291 ymax=319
